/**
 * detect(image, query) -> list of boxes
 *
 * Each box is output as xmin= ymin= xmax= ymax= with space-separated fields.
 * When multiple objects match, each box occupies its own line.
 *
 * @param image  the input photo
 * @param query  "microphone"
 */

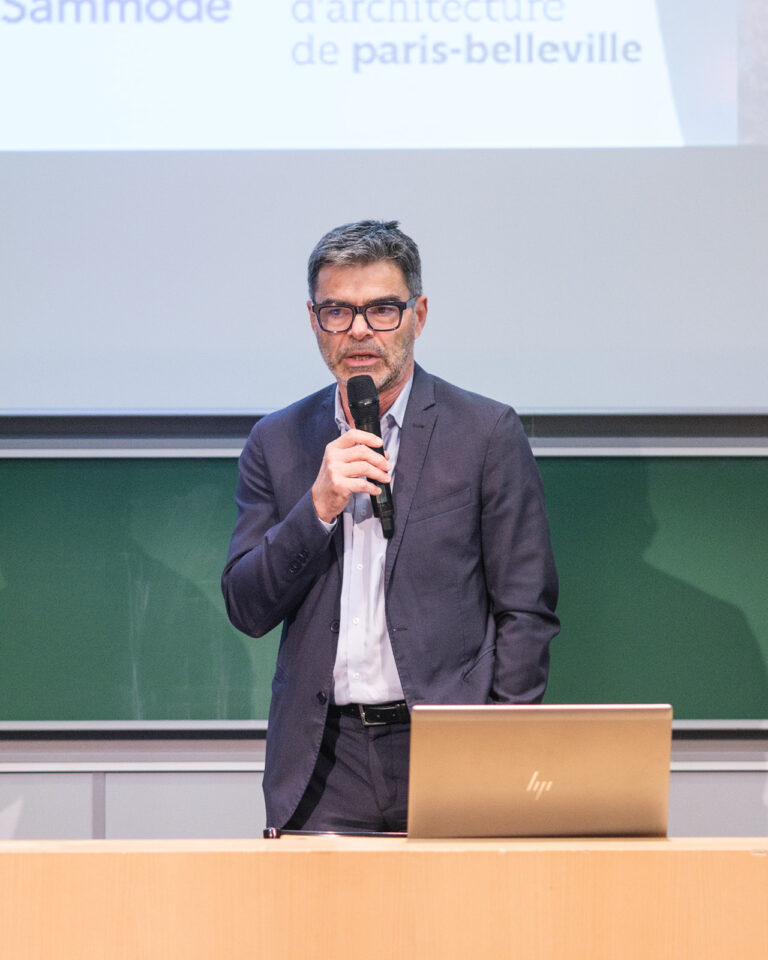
xmin=346 ymin=374 xmax=395 ymax=539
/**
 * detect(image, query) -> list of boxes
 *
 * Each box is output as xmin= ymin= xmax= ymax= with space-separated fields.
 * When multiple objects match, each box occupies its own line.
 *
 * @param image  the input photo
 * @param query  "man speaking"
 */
xmin=222 ymin=220 xmax=559 ymax=832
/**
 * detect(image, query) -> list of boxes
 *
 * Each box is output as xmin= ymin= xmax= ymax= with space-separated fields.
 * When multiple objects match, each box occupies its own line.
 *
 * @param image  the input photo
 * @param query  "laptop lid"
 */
xmin=407 ymin=704 xmax=673 ymax=839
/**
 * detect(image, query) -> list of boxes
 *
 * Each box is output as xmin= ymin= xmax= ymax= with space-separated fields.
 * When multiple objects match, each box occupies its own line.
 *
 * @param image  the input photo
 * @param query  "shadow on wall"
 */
xmin=655 ymin=0 xmax=739 ymax=145
xmin=655 ymin=0 xmax=768 ymax=144
xmin=541 ymin=458 xmax=768 ymax=719
xmin=739 ymin=0 xmax=768 ymax=143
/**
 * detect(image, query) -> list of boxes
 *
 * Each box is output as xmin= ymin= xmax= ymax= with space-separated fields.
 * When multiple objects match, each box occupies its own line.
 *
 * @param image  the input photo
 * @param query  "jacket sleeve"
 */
xmin=481 ymin=407 xmax=560 ymax=703
xmin=221 ymin=422 xmax=337 ymax=638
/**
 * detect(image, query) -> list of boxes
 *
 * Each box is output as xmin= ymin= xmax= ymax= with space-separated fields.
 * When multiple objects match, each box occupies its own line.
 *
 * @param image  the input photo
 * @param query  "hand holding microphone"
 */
xmin=346 ymin=374 xmax=395 ymax=539
xmin=311 ymin=374 xmax=394 ymax=536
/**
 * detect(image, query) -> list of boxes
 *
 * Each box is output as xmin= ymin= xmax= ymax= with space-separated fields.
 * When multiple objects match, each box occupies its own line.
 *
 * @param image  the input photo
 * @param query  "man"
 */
xmin=222 ymin=220 xmax=559 ymax=832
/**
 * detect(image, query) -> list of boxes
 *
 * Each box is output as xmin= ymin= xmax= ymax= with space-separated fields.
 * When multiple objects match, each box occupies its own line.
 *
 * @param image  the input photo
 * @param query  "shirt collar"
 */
xmin=334 ymin=374 xmax=414 ymax=433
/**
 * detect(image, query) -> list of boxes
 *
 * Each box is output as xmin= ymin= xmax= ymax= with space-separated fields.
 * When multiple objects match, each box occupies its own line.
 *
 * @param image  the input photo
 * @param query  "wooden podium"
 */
xmin=1 ymin=837 xmax=766 ymax=959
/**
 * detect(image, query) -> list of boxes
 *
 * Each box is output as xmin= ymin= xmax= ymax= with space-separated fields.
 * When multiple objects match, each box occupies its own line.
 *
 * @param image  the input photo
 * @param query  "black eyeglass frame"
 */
xmin=311 ymin=296 xmax=417 ymax=333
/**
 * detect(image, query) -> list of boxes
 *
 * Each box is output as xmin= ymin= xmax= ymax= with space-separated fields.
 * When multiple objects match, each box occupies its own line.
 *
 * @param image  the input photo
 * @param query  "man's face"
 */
xmin=308 ymin=260 xmax=427 ymax=406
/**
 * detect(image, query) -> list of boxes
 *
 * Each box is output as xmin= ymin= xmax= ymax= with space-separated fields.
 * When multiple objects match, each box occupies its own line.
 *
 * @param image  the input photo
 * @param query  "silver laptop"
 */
xmin=407 ymin=704 xmax=673 ymax=839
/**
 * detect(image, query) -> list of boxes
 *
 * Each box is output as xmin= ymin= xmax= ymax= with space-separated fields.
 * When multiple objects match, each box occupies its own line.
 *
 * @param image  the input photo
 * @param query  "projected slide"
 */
xmin=0 ymin=0 xmax=740 ymax=149
xmin=1 ymin=0 xmax=765 ymax=417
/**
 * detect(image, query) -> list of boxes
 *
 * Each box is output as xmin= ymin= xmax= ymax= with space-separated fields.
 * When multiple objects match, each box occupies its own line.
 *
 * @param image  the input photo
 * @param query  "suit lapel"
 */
xmin=385 ymin=365 xmax=437 ymax=579
xmin=304 ymin=384 xmax=339 ymax=482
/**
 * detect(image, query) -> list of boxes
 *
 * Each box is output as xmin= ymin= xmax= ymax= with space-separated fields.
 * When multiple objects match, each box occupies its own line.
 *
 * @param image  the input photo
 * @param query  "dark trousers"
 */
xmin=285 ymin=709 xmax=411 ymax=832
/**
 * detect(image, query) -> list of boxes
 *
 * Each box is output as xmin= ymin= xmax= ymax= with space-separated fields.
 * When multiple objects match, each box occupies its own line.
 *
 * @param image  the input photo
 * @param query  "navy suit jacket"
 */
xmin=222 ymin=365 xmax=559 ymax=827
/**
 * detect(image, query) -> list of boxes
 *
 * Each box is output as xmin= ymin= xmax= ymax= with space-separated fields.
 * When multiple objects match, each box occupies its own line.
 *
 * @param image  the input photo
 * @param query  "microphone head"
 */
xmin=347 ymin=374 xmax=380 ymax=420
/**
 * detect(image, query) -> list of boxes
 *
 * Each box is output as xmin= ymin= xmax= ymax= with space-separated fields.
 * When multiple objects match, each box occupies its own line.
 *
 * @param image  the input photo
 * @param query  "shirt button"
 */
xmin=352 ymin=617 xmax=360 ymax=625
xmin=356 ymin=563 xmax=363 ymax=571
xmin=353 ymin=673 xmax=360 ymax=680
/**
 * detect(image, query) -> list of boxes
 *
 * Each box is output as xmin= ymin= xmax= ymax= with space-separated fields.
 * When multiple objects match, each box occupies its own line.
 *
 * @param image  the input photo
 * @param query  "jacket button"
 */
xmin=330 ymin=619 xmax=340 ymax=633
xmin=316 ymin=691 xmax=328 ymax=705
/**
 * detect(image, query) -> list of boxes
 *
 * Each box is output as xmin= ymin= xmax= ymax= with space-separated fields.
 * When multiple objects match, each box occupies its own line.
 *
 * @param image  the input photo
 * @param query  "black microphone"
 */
xmin=346 ymin=374 xmax=395 ymax=539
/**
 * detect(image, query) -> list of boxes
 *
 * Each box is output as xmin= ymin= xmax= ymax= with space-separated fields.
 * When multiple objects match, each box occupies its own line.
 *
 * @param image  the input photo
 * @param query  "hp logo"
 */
xmin=526 ymin=771 xmax=553 ymax=800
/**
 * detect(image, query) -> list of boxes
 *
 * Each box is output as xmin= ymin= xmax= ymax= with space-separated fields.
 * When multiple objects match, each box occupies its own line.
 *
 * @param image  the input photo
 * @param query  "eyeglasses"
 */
xmin=312 ymin=297 xmax=417 ymax=333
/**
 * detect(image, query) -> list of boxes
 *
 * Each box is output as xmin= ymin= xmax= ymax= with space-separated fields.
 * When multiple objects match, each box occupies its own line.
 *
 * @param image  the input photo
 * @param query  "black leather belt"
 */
xmin=329 ymin=700 xmax=410 ymax=726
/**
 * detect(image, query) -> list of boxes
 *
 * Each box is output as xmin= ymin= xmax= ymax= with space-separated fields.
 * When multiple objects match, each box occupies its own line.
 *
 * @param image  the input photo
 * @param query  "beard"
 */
xmin=316 ymin=323 xmax=416 ymax=395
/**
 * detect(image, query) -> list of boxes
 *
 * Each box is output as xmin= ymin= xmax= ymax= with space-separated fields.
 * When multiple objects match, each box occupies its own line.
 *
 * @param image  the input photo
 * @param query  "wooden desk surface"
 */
xmin=2 ymin=838 xmax=766 ymax=960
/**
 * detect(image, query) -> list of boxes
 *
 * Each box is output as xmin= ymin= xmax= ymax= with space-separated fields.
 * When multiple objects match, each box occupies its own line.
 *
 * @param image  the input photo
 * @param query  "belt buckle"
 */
xmin=357 ymin=704 xmax=387 ymax=727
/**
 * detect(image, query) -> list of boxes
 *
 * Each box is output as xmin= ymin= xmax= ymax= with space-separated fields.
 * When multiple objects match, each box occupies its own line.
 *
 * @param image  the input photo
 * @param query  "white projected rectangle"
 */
xmin=0 ymin=0 xmax=736 ymax=150
xmin=1 ymin=0 xmax=765 ymax=417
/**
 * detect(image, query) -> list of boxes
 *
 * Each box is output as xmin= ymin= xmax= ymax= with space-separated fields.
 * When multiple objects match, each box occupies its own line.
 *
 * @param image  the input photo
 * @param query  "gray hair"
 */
xmin=307 ymin=220 xmax=423 ymax=300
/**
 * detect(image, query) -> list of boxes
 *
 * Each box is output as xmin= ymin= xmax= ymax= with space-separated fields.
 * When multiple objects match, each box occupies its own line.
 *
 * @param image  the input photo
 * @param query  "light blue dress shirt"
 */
xmin=327 ymin=377 xmax=413 ymax=705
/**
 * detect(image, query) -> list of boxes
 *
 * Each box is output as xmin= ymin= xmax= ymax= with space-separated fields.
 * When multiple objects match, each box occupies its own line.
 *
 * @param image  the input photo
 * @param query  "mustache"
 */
xmin=339 ymin=346 xmax=384 ymax=359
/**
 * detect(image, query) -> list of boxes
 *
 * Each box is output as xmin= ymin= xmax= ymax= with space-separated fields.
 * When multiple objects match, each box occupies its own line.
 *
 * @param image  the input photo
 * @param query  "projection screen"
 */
xmin=1 ymin=0 xmax=766 ymax=415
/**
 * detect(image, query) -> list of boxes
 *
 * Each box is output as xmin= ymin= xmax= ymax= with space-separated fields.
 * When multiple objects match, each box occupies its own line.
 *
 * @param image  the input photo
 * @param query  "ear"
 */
xmin=413 ymin=295 xmax=428 ymax=340
xmin=307 ymin=300 xmax=318 ymax=332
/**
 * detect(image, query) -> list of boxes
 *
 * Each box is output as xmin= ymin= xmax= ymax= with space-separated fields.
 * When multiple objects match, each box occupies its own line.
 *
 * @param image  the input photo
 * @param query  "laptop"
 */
xmin=406 ymin=704 xmax=673 ymax=839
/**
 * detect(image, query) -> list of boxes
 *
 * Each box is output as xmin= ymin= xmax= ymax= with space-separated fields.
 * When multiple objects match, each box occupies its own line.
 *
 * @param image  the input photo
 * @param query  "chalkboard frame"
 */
xmin=1 ymin=427 xmax=767 ymax=730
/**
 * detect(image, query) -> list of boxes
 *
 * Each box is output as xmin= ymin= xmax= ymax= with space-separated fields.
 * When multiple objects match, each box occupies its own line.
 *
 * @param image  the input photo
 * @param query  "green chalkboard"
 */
xmin=0 ymin=458 xmax=278 ymax=721
xmin=541 ymin=458 xmax=768 ymax=719
xmin=0 ymin=456 xmax=766 ymax=721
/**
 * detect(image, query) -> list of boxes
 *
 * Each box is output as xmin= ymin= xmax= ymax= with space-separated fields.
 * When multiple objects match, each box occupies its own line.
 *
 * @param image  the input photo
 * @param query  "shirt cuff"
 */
xmin=316 ymin=513 xmax=337 ymax=534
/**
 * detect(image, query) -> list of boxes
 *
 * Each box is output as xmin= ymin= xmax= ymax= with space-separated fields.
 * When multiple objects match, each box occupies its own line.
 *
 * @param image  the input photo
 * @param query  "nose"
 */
xmin=348 ymin=310 xmax=372 ymax=338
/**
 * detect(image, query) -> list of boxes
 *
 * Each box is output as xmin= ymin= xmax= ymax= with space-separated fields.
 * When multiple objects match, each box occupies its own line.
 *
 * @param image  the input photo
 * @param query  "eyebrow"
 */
xmin=315 ymin=295 xmax=406 ymax=306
